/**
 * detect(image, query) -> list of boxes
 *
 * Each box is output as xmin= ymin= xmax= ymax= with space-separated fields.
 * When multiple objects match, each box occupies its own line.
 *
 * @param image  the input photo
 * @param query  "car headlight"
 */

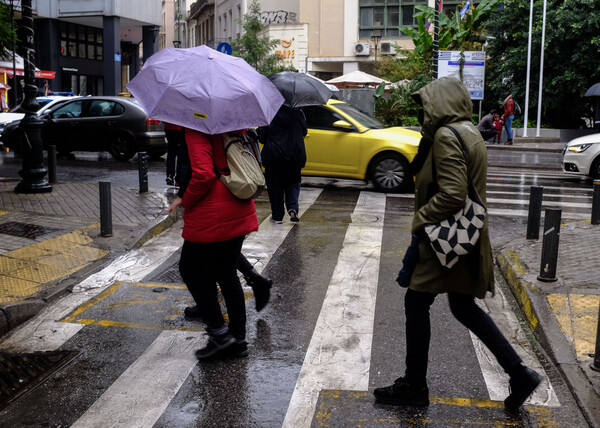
xmin=567 ymin=143 xmax=592 ymax=153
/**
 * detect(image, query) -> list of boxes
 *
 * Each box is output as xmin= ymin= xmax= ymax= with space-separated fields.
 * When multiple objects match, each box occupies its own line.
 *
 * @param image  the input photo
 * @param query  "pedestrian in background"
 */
xmin=257 ymin=104 xmax=307 ymax=224
xmin=374 ymin=77 xmax=542 ymax=409
xmin=476 ymin=108 xmax=497 ymax=142
xmin=493 ymin=113 xmax=503 ymax=144
xmin=164 ymin=122 xmax=185 ymax=186
xmin=168 ymin=128 xmax=259 ymax=360
xmin=502 ymin=94 xmax=515 ymax=145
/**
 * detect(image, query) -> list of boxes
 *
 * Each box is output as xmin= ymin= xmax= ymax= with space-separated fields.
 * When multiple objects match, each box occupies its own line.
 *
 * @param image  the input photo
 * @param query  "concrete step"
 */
xmin=513 ymin=136 xmax=562 ymax=144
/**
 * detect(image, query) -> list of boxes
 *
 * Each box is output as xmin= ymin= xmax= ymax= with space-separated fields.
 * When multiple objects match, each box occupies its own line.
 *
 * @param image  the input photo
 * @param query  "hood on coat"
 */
xmin=412 ymin=77 xmax=473 ymax=141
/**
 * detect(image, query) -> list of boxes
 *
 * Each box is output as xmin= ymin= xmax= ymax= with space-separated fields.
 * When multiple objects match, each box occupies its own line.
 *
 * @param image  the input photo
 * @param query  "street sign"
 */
xmin=438 ymin=51 xmax=485 ymax=100
xmin=217 ymin=42 xmax=232 ymax=55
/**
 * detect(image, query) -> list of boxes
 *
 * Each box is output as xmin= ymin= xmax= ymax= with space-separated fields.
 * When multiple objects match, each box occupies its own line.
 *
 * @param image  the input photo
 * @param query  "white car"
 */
xmin=563 ymin=133 xmax=600 ymax=179
xmin=0 ymin=95 xmax=80 ymax=141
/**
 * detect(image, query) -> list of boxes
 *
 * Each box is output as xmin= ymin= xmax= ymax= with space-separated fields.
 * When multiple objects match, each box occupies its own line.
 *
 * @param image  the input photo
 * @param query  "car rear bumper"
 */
xmin=135 ymin=131 xmax=166 ymax=151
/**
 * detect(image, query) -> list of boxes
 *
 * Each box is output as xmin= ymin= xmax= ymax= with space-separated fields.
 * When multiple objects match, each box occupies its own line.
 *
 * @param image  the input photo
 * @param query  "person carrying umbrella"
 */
xmin=127 ymin=46 xmax=285 ymax=360
xmin=260 ymin=72 xmax=332 ymax=223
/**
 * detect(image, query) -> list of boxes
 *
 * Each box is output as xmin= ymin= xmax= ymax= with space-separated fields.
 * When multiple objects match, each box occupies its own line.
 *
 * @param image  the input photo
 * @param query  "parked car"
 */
xmin=563 ymin=133 xmax=600 ymax=179
xmin=0 ymin=95 xmax=80 ymax=142
xmin=3 ymin=96 xmax=166 ymax=161
xmin=297 ymin=100 xmax=421 ymax=192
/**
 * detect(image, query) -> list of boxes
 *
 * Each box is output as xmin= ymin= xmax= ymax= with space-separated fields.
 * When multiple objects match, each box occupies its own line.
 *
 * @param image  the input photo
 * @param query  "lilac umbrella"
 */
xmin=126 ymin=46 xmax=284 ymax=135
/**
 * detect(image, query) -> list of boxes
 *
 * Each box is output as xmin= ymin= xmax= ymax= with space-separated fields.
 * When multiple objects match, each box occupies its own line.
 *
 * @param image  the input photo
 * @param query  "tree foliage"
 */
xmin=0 ymin=2 xmax=18 ymax=58
xmin=231 ymin=0 xmax=288 ymax=76
xmin=485 ymin=0 xmax=600 ymax=128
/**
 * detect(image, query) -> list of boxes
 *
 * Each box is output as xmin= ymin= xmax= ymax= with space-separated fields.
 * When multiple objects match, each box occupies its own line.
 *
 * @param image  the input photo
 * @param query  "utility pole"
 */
xmin=14 ymin=0 xmax=51 ymax=194
xmin=433 ymin=0 xmax=440 ymax=79
xmin=10 ymin=0 xmax=18 ymax=107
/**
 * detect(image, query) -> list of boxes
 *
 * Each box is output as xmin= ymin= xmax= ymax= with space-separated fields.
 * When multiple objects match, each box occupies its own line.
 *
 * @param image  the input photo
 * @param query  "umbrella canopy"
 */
xmin=584 ymin=83 xmax=600 ymax=97
xmin=304 ymin=73 xmax=340 ymax=92
xmin=0 ymin=82 xmax=11 ymax=90
xmin=126 ymin=46 xmax=284 ymax=134
xmin=326 ymin=70 xmax=390 ymax=89
xmin=0 ymin=53 xmax=56 ymax=79
xmin=268 ymin=72 xmax=333 ymax=107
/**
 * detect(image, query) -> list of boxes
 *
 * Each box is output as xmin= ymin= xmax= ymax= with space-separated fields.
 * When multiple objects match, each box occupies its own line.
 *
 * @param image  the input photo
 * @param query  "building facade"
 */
xmin=31 ymin=0 xmax=161 ymax=95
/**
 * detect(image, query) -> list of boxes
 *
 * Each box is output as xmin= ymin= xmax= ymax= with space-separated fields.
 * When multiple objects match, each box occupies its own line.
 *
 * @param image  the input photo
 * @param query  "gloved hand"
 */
xmin=396 ymin=234 xmax=420 ymax=288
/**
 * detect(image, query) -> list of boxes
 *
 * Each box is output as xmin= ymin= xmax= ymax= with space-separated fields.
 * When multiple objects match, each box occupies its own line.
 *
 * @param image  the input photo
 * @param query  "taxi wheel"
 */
xmin=370 ymin=153 xmax=410 ymax=193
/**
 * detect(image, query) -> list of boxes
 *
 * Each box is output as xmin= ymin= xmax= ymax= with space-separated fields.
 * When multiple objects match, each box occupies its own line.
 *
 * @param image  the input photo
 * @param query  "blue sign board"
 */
xmin=217 ymin=42 xmax=232 ymax=55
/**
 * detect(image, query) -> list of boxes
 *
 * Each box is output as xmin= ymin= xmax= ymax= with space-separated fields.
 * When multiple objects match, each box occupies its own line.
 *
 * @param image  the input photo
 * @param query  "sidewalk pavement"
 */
xmin=1 ymin=140 xmax=599 ymax=426
xmin=0 ymin=177 xmax=176 ymax=336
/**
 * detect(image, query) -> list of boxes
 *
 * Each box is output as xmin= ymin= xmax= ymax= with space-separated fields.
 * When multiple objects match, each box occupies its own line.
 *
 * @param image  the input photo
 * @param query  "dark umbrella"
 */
xmin=268 ymin=72 xmax=333 ymax=108
xmin=584 ymin=83 xmax=600 ymax=97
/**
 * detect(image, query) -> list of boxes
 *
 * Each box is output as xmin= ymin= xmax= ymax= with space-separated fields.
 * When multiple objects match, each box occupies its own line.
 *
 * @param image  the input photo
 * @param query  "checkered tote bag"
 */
xmin=423 ymin=125 xmax=487 ymax=269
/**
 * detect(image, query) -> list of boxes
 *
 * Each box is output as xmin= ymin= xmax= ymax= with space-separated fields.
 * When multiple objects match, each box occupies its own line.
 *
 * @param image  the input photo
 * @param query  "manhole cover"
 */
xmin=0 ymin=350 xmax=79 ymax=410
xmin=0 ymin=222 xmax=61 ymax=239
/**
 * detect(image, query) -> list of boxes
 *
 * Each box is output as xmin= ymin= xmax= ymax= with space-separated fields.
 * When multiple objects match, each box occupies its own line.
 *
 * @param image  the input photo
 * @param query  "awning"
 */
xmin=0 ymin=67 xmax=56 ymax=80
xmin=0 ymin=53 xmax=56 ymax=79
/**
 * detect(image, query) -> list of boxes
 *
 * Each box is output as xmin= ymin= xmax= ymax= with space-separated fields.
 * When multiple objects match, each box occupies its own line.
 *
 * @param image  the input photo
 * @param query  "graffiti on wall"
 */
xmin=260 ymin=11 xmax=298 ymax=24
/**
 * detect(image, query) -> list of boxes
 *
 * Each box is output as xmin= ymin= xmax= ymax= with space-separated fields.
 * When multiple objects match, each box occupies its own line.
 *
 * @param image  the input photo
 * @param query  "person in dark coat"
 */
xmin=476 ymin=109 xmax=497 ymax=142
xmin=374 ymin=77 xmax=542 ymax=409
xmin=167 ymin=128 xmax=259 ymax=360
xmin=257 ymin=105 xmax=307 ymax=223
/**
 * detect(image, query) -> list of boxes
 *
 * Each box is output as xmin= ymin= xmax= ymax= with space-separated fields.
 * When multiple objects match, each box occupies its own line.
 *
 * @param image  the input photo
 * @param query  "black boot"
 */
xmin=244 ymin=268 xmax=273 ymax=312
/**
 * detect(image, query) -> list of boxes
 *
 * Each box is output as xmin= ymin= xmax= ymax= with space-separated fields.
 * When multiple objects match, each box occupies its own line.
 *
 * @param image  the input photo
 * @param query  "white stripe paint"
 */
xmin=71 ymin=330 xmax=205 ymax=428
xmin=472 ymin=286 xmax=560 ymax=407
xmin=282 ymin=191 xmax=386 ymax=428
xmin=242 ymin=188 xmax=322 ymax=274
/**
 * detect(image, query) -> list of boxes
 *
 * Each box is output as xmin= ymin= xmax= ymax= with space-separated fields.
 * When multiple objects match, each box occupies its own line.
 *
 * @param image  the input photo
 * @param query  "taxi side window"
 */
xmin=302 ymin=106 xmax=344 ymax=130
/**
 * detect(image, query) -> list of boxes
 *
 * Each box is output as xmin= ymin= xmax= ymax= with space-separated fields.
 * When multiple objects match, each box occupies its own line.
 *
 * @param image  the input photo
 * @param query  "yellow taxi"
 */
xmin=299 ymin=99 xmax=421 ymax=192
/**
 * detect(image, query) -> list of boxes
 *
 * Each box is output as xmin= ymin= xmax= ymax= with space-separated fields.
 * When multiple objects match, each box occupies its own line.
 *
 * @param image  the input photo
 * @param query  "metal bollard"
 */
xmin=592 ymin=179 xmax=600 ymax=225
xmin=526 ymin=185 xmax=544 ymax=239
xmin=138 ymin=152 xmax=148 ymax=193
xmin=47 ymin=145 xmax=57 ymax=183
xmin=591 ymin=302 xmax=600 ymax=371
xmin=99 ymin=181 xmax=113 ymax=237
xmin=537 ymin=208 xmax=561 ymax=282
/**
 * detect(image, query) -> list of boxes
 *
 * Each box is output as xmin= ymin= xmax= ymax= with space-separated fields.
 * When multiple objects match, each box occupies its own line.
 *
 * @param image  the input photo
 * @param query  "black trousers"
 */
xmin=179 ymin=236 xmax=246 ymax=340
xmin=404 ymin=288 xmax=522 ymax=386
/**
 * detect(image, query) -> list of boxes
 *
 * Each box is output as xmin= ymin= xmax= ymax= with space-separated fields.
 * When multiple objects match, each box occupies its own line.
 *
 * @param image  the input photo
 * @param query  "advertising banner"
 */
xmin=438 ymin=51 xmax=485 ymax=100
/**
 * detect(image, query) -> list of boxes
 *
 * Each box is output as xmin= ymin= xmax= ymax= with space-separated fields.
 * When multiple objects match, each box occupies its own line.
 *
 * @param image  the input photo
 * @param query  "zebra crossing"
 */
xmin=0 ymin=176 xmax=586 ymax=427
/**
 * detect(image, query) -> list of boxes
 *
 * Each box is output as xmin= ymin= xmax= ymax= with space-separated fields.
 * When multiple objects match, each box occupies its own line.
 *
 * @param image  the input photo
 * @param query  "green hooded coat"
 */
xmin=410 ymin=77 xmax=494 ymax=299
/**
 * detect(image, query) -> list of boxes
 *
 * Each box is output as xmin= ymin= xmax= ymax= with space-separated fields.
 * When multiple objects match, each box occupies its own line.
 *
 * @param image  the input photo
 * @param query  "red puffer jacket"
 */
xmin=181 ymin=129 xmax=258 ymax=243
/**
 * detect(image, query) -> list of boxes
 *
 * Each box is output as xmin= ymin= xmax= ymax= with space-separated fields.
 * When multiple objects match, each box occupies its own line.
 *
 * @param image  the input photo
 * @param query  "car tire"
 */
xmin=109 ymin=133 xmax=136 ymax=161
xmin=370 ymin=152 xmax=410 ymax=193
xmin=591 ymin=157 xmax=600 ymax=179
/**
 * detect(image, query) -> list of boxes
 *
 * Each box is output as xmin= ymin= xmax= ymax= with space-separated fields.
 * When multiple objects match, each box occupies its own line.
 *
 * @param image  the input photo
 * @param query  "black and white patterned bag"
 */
xmin=424 ymin=125 xmax=487 ymax=269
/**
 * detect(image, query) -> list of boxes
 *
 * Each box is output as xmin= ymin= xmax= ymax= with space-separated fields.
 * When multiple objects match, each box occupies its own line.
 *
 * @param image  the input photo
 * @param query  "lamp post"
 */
xmin=371 ymin=30 xmax=381 ymax=62
xmin=14 ymin=0 xmax=51 ymax=194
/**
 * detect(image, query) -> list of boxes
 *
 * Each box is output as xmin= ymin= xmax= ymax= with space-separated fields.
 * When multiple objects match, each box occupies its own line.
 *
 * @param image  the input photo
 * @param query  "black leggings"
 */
xmin=179 ymin=236 xmax=246 ymax=340
xmin=404 ymin=288 xmax=522 ymax=386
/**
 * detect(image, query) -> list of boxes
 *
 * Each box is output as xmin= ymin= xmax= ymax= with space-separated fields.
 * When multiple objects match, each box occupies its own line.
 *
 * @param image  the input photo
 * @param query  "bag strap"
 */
xmin=431 ymin=125 xmax=485 ymax=207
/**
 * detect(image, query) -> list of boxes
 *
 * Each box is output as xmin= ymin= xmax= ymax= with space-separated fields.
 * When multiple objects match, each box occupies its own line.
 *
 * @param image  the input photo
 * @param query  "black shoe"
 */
xmin=223 ymin=341 xmax=249 ymax=358
xmin=288 ymin=209 xmax=299 ymax=222
xmin=373 ymin=377 xmax=429 ymax=406
xmin=166 ymin=176 xmax=175 ymax=186
xmin=245 ymin=269 xmax=273 ymax=312
xmin=196 ymin=332 xmax=236 ymax=360
xmin=504 ymin=367 xmax=542 ymax=409
xmin=184 ymin=305 xmax=202 ymax=319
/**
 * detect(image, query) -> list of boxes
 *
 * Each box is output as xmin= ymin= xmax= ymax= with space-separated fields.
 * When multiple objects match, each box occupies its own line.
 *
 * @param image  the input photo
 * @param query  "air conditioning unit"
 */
xmin=380 ymin=42 xmax=394 ymax=55
xmin=354 ymin=42 xmax=371 ymax=56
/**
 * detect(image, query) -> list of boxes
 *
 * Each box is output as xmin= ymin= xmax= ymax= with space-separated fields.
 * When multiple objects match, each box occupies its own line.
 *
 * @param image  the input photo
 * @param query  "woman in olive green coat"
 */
xmin=374 ymin=77 xmax=542 ymax=409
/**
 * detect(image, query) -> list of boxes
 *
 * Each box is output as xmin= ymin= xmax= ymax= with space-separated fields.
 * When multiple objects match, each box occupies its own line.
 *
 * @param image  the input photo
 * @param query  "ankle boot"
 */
xmin=244 ymin=268 xmax=273 ymax=312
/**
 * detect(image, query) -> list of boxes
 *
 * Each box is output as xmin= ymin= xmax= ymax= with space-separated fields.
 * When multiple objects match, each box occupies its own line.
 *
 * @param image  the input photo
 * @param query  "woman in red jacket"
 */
xmin=169 ymin=128 xmax=259 ymax=360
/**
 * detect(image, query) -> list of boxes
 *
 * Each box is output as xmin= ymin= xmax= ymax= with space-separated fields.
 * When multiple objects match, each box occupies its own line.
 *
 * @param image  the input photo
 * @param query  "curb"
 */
xmin=496 ymin=248 xmax=600 ymax=428
xmin=0 ymin=208 xmax=178 ymax=338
